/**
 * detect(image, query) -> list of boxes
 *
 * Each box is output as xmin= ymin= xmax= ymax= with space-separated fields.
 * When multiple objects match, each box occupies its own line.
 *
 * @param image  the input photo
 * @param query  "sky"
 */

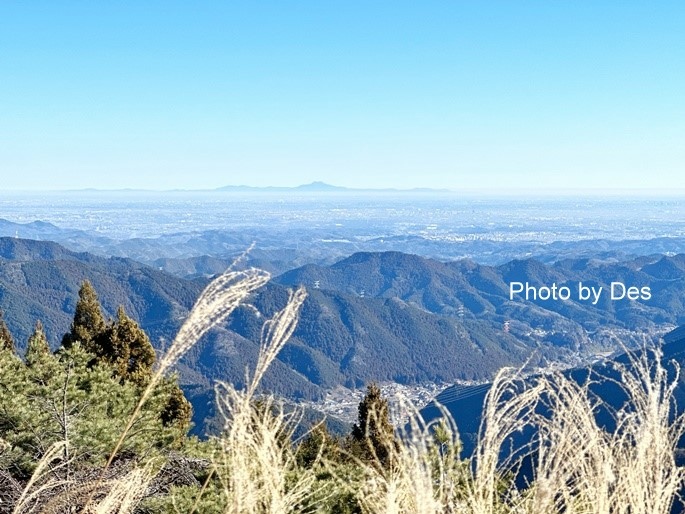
xmin=1 ymin=1 xmax=684 ymax=192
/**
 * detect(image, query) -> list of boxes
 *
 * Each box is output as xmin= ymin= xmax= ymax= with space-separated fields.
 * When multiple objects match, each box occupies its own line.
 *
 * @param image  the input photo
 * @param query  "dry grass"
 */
xmin=12 ymin=443 xmax=69 ymax=514
xmin=352 ymin=346 xmax=685 ymax=514
xmin=88 ymin=265 xmax=272 ymax=508
xmin=12 ymin=264 xmax=273 ymax=514
xmin=10 ymin=260 xmax=685 ymax=513
xmin=352 ymin=401 xmax=467 ymax=514
xmin=209 ymin=286 xmax=315 ymax=514
xmin=332 ymin=344 xmax=685 ymax=514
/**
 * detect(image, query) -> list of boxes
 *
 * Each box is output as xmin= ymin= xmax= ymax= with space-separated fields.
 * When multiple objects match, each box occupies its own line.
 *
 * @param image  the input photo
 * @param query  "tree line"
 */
xmin=0 ymin=281 xmax=404 ymax=513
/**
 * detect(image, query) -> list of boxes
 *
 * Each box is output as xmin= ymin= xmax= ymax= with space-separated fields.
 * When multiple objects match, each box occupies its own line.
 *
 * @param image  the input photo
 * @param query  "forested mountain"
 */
xmin=227 ymin=285 xmax=543 ymax=387
xmin=278 ymin=250 xmax=685 ymax=341
xmin=0 ymin=238 xmax=324 ymax=431
xmin=0 ymin=237 xmax=203 ymax=347
xmin=2 ymin=237 xmax=685 ymax=435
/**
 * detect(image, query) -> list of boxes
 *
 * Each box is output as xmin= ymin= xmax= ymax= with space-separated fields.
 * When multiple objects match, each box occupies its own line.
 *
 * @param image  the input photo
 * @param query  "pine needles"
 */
xmin=7 ymin=261 xmax=685 ymax=513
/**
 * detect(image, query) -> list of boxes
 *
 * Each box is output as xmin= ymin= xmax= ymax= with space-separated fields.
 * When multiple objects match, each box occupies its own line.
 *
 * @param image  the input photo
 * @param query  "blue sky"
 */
xmin=1 ymin=1 xmax=683 ymax=191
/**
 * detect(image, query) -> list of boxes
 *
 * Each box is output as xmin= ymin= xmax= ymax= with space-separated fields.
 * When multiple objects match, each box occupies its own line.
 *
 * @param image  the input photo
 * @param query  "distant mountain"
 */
xmin=0 ymin=240 xmax=567 ymax=432
xmin=0 ymin=219 xmax=111 ymax=253
xmin=215 ymin=182 xmax=451 ymax=193
xmin=0 ymin=238 xmax=205 ymax=356
xmin=3 ymin=239 xmax=685 ymax=436
xmin=0 ymin=238 xmax=323 ymax=432
xmin=227 ymin=284 xmax=543 ymax=388
xmin=5 ymin=215 xmax=685 ymax=281
xmin=276 ymin=250 xmax=685 ymax=346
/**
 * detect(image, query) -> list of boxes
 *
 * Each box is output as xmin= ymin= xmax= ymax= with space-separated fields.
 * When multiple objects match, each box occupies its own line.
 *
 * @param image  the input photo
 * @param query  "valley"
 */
xmin=0 ymin=226 xmax=682 ymax=435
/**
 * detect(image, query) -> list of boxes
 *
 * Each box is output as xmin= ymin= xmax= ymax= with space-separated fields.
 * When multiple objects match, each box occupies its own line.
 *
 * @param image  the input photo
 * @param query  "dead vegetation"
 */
xmin=3 ymin=264 xmax=685 ymax=513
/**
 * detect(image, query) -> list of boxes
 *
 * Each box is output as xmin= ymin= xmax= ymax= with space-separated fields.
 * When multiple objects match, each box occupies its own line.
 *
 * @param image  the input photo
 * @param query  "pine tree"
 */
xmin=62 ymin=282 xmax=156 ymax=386
xmin=94 ymin=306 xmax=156 ymax=386
xmin=62 ymin=280 xmax=106 ymax=350
xmin=349 ymin=383 xmax=398 ymax=470
xmin=297 ymin=421 xmax=341 ymax=468
xmin=0 ymin=342 xmax=187 ymax=480
xmin=160 ymin=377 xmax=193 ymax=432
xmin=96 ymin=308 xmax=192 ymax=429
xmin=60 ymin=281 xmax=193 ymax=435
xmin=0 ymin=310 xmax=15 ymax=353
xmin=59 ymin=282 xmax=193 ymax=442
xmin=25 ymin=320 xmax=51 ymax=367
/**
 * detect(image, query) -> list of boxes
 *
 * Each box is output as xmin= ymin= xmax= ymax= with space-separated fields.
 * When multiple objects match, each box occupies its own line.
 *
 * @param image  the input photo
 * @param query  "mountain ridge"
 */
xmin=2 ymin=237 xmax=684 ymax=434
xmin=215 ymin=181 xmax=452 ymax=193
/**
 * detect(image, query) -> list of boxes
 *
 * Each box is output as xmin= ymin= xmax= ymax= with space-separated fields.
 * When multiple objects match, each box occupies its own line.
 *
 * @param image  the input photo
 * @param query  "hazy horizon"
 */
xmin=2 ymin=2 xmax=684 ymax=192
xmin=3 ymin=181 xmax=685 ymax=198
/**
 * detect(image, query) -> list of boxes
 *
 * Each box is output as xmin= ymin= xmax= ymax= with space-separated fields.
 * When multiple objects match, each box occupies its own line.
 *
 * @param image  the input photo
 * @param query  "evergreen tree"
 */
xmin=161 ymin=377 xmax=193 ymax=432
xmin=349 ymin=383 xmax=398 ymax=470
xmin=0 ymin=342 xmax=188 ymax=480
xmin=25 ymin=321 xmax=58 ymax=389
xmin=61 ymin=281 xmax=155 ymax=387
xmin=0 ymin=310 xmax=15 ymax=353
xmin=92 ymin=303 xmax=191 ymax=429
xmin=297 ymin=421 xmax=342 ymax=469
xmin=60 ymin=282 xmax=192 ymax=434
xmin=94 ymin=306 xmax=156 ymax=386
xmin=25 ymin=320 xmax=51 ymax=367
xmin=62 ymin=280 xmax=106 ymax=350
